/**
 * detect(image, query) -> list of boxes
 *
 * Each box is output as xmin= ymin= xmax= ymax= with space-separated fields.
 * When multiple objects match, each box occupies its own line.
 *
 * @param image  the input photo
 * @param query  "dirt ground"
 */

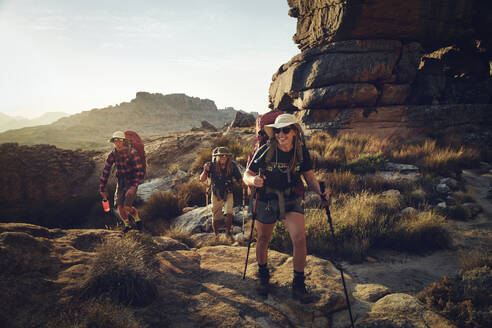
xmin=343 ymin=169 xmax=492 ymax=295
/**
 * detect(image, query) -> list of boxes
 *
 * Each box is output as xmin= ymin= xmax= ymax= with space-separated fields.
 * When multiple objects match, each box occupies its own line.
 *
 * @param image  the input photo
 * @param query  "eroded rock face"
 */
xmin=287 ymin=0 xmax=487 ymax=53
xmin=0 ymin=143 xmax=96 ymax=204
xmin=269 ymin=40 xmax=421 ymax=111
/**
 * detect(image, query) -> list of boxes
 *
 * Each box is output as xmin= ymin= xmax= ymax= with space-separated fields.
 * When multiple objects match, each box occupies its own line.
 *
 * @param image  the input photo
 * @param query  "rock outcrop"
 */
xmin=271 ymin=0 xmax=492 ymax=147
xmin=0 ymin=223 xmax=456 ymax=328
xmin=287 ymin=0 xmax=491 ymax=53
xmin=230 ymin=111 xmax=256 ymax=128
xmin=0 ymin=143 xmax=96 ymax=204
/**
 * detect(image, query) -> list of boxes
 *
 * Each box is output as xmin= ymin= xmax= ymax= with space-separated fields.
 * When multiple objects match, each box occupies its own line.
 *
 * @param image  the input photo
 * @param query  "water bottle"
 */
xmin=102 ymin=198 xmax=110 ymax=212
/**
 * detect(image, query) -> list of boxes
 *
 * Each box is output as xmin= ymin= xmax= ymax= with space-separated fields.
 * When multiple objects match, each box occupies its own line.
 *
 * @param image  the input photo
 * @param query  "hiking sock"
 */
xmin=294 ymin=270 xmax=305 ymax=280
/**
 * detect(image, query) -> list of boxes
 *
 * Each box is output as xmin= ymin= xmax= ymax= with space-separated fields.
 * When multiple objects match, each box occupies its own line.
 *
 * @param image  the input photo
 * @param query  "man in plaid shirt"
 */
xmin=100 ymin=131 xmax=145 ymax=232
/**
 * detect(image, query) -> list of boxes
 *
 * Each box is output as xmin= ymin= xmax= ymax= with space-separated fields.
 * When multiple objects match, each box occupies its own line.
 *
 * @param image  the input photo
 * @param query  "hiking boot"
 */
xmin=256 ymin=269 xmax=270 ymax=298
xmin=135 ymin=221 xmax=143 ymax=231
xmin=122 ymin=225 xmax=131 ymax=233
xmin=292 ymin=276 xmax=316 ymax=304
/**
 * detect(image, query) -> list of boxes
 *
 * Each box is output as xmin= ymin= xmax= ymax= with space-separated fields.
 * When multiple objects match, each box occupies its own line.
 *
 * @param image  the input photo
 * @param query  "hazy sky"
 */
xmin=0 ymin=0 xmax=299 ymax=118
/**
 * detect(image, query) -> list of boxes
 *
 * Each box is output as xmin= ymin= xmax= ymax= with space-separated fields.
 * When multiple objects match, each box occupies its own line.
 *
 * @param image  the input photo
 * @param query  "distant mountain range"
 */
xmin=0 ymin=92 xmax=246 ymax=150
xmin=0 ymin=111 xmax=69 ymax=132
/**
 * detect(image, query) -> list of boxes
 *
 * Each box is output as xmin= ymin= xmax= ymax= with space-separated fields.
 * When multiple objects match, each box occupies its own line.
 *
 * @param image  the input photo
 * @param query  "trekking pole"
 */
xmin=242 ymin=169 xmax=262 ymax=280
xmin=242 ymin=185 xmax=246 ymax=233
xmin=320 ymin=181 xmax=356 ymax=328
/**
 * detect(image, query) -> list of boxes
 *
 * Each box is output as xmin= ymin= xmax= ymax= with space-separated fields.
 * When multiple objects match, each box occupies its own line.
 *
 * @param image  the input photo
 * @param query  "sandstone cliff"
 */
xmin=270 ymin=0 xmax=492 ymax=146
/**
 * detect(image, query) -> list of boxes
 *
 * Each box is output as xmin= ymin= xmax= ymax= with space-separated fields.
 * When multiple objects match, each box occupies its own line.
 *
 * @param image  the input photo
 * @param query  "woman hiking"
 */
xmin=100 ymin=131 xmax=145 ymax=233
xmin=243 ymin=113 xmax=329 ymax=303
xmin=200 ymin=146 xmax=242 ymax=239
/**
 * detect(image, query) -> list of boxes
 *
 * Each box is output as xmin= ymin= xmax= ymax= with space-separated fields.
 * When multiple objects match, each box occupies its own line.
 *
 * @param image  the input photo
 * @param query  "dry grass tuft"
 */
xmin=315 ymin=169 xmax=409 ymax=196
xmin=307 ymin=132 xmax=391 ymax=171
xmin=140 ymin=191 xmax=185 ymax=224
xmin=163 ymin=226 xmax=196 ymax=248
xmin=77 ymin=235 xmax=158 ymax=306
xmin=390 ymin=139 xmax=480 ymax=174
xmin=190 ymin=149 xmax=213 ymax=173
xmin=272 ymin=191 xmax=451 ymax=261
xmin=458 ymin=248 xmax=492 ymax=272
xmin=197 ymin=233 xmax=235 ymax=247
xmin=177 ymin=180 xmax=206 ymax=207
xmin=46 ymin=301 xmax=145 ymax=328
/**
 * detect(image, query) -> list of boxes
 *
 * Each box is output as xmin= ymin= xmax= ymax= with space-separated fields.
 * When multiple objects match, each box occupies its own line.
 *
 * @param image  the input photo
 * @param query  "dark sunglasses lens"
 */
xmin=274 ymin=126 xmax=292 ymax=134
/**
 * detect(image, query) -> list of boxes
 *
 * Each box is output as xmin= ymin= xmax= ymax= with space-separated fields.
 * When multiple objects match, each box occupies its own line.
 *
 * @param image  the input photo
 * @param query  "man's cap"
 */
xmin=109 ymin=131 xmax=127 ymax=143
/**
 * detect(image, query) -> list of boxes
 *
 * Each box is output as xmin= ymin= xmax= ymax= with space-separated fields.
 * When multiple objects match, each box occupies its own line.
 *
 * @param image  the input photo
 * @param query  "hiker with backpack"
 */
xmin=100 ymin=131 xmax=145 ymax=233
xmin=200 ymin=146 xmax=242 ymax=239
xmin=243 ymin=113 xmax=329 ymax=303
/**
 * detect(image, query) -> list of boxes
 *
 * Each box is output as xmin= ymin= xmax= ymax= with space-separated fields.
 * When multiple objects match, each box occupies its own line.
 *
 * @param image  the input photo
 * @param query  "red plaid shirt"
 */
xmin=100 ymin=147 xmax=145 ymax=192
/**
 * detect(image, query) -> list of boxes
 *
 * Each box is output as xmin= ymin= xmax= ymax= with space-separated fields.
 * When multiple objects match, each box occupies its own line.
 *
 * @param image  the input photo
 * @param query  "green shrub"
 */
xmin=346 ymin=152 xmax=387 ymax=173
xmin=177 ymin=180 xmax=206 ymax=207
xmin=77 ymin=235 xmax=158 ymax=306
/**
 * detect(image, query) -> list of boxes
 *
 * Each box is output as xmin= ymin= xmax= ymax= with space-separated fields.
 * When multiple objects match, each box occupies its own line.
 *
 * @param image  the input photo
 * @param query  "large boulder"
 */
xmin=287 ymin=0 xmax=491 ymax=54
xmin=230 ymin=111 xmax=256 ymax=128
xmin=269 ymin=40 xmax=421 ymax=111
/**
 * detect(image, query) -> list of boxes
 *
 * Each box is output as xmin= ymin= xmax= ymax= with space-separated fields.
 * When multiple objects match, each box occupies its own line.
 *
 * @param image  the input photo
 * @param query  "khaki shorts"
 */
xmin=211 ymin=192 xmax=233 ymax=221
xmin=114 ymin=178 xmax=137 ymax=207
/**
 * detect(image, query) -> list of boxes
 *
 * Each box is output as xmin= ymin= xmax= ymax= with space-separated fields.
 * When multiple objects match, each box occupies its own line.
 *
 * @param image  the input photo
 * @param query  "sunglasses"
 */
xmin=273 ymin=126 xmax=293 ymax=134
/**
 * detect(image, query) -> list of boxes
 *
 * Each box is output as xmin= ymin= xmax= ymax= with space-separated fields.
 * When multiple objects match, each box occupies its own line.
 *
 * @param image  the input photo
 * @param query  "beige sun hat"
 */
xmin=212 ymin=146 xmax=232 ymax=157
xmin=108 ymin=131 xmax=127 ymax=143
xmin=264 ymin=113 xmax=303 ymax=138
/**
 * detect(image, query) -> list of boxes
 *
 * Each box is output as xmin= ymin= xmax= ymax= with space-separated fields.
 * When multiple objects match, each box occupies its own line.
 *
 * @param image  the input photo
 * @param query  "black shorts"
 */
xmin=255 ymin=198 xmax=304 ymax=224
